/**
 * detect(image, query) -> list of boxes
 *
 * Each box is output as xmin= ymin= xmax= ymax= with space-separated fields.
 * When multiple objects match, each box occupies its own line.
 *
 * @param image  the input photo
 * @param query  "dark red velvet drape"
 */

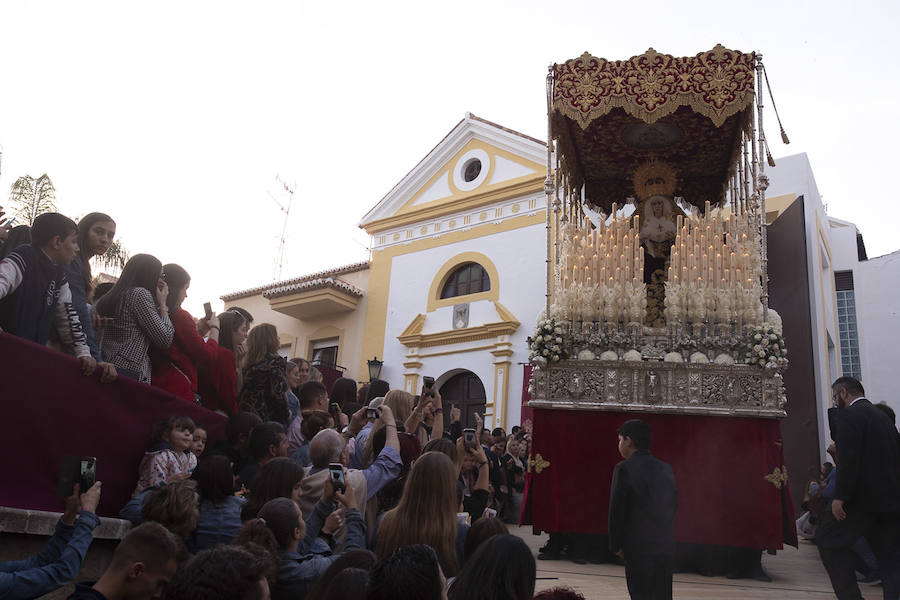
xmin=316 ymin=365 xmax=343 ymax=395
xmin=0 ymin=334 xmax=225 ymax=517
xmin=525 ymin=407 xmax=795 ymax=549
xmin=520 ymin=365 xmax=534 ymax=427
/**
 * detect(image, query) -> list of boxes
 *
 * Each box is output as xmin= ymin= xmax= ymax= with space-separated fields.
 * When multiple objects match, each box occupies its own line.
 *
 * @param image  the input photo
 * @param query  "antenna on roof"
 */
xmin=268 ymin=175 xmax=294 ymax=281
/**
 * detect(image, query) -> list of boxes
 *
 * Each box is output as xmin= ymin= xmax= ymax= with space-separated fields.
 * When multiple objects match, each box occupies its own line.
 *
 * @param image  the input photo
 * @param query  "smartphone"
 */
xmin=422 ymin=376 xmax=435 ymax=398
xmin=328 ymin=463 xmax=346 ymax=494
xmin=456 ymin=512 xmax=471 ymax=527
xmin=366 ymin=396 xmax=384 ymax=420
xmin=203 ymin=302 xmax=213 ymax=319
xmin=463 ymin=428 xmax=477 ymax=450
xmin=58 ymin=455 xmax=97 ymax=497
xmin=483 ymin=507 xmax=498 ymax=519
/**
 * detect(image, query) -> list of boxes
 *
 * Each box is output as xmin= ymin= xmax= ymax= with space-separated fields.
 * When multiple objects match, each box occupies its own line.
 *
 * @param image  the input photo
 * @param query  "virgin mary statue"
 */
xmin=632 ymin=160 xmax=681 ymax=326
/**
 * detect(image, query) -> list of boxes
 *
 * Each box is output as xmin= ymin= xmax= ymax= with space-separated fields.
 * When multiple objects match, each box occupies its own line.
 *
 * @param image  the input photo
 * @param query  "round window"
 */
xmin=463 ymin=159 xmax=482 ymax=183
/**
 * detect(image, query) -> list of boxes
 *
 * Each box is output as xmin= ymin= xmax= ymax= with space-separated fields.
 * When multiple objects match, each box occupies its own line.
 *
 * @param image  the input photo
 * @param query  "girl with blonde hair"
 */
xmin=374 ymin=451 xmax=466 ymax=576
xmin=238 ymin=323 xmax=290 ymax=425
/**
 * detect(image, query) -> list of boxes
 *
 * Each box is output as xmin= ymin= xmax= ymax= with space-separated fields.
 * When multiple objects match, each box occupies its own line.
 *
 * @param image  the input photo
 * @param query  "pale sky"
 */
xmin=1 ymin=0 xmax=897 ymax=317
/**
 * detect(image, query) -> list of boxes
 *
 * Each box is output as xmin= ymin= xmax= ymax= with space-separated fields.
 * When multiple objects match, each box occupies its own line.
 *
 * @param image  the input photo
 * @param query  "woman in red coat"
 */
xmin=197 ymin=309 xmax=249 ymax=414
xmin=151 ymin=264 xmax=221 ymax=403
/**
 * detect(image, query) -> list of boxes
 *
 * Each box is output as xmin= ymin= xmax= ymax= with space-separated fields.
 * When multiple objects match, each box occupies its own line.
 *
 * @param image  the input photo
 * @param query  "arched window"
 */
xmin=440 ymin=262 xmax=491 ymax=299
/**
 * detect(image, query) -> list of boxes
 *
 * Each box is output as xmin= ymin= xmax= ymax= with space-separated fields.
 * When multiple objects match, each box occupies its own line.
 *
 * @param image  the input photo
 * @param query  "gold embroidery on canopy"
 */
xmin=552 ymin=45 xmax=755 ymax=129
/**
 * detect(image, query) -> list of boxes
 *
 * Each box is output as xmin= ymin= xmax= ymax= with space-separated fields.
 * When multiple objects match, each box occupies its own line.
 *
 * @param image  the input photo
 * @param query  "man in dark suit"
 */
xmin=609 ymin=419 xmax=678 ymax=600
xmin=817 ymin=376 xmax=900 ymax=600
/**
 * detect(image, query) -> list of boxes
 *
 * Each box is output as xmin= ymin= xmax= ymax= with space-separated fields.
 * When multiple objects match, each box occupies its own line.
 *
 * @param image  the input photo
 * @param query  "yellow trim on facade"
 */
xmin=427 ymin=252 xmax=501 ymax=312
xmin=393 ymin=139 xmax=544 ymax=218
xmin=412 ymin=344 xmax=499 ymax=359
xmin=363 ymin=178 xmax=544 ymax=234
xmin=404 ymin=374 xmax=420 ymax=394
xmin=358 ymin=212 xmax=544 ymax=376
xmin=397 ymin=319 xmax=519 ymax=348
xmin=491 ymin=361 xmax=511 ymax=428
xmin=400 ymin=314 xmax=426 ymax=337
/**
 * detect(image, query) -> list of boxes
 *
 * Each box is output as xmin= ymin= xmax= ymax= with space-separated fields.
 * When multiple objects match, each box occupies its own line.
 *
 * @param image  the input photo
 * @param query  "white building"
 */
xmin=356 ymin=114 xmax=549 ymax=428
xmin=828 ymin=217 xmax=900 ymax=418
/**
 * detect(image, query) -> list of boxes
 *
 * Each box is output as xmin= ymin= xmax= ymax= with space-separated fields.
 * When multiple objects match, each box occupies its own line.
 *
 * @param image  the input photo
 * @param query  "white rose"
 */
xmin=554 ymin=327 xmax=562 ymax=334
xmin=542 ymin=349 xmax=549 ymax=356
xmin=769 ymin=333 xmax=777 ymax=340
xmin=552 ymin=345 xmax=560 ymax=352
xmin=556 ymin=337 xmax=562 ymax=343
xmin=754 ymin=333 xmax=762 ymax=341
xmin=535 ymin=335 xmax=543 ymax=342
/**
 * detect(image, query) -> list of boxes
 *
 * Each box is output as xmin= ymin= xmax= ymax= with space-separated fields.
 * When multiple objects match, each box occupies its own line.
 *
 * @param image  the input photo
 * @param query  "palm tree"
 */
xmin=93 ymin=238 xmax=129 ymax=273
xmin=8 ymin=174 xmax=57 ymax=225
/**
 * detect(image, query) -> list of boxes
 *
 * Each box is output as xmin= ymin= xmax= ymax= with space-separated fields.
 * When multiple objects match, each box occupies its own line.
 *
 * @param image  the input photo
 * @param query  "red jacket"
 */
xmin=152 ymin=307 xmax=219 ymax=402
xmin=197 ymin=346 xmax=238 ymax=415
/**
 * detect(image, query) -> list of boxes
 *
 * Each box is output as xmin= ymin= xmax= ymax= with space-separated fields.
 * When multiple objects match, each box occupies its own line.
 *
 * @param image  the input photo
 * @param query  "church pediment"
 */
xmin=359 ymin=114 xmax=546 ymax=234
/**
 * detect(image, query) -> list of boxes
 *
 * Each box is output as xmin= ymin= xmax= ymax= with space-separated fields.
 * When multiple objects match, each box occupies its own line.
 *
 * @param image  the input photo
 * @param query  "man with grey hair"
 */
xmin=298 ymin=404 xmax=402 ymax=522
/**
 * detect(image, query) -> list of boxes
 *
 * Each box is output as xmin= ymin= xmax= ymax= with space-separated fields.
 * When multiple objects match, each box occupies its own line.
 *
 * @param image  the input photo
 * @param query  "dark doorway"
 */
xmin=438 ymin=371 xmax=486 ymax=430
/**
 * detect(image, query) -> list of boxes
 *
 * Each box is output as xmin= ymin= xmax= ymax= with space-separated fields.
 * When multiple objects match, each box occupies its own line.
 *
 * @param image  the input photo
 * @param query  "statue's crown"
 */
xmin=633 ymin=159 xmax=678 ymax=200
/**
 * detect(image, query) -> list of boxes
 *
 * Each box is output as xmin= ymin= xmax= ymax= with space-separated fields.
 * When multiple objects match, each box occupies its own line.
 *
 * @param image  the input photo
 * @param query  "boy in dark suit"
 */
xmin=609 ymin=419 xmax=678 ymax=600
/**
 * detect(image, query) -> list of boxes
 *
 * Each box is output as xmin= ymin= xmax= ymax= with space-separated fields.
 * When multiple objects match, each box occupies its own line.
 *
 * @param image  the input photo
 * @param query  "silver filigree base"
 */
xmin=529 ymin=359 xmax=786 ymax=418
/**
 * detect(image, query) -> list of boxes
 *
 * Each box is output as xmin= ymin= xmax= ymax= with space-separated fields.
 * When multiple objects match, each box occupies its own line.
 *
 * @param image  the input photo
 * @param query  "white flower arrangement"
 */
xmin=765 ymin=308 xmax=783 ymax=335
xmin=742 ymin=323 xmax=788 ymax=371
xmin=528 ymin=316 xmax=569 ymax=363
xmin=577 ymin=349 xmax=596 ymax=361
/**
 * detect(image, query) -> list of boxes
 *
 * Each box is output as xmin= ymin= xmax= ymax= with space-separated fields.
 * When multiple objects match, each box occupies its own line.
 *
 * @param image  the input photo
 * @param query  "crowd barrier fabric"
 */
xmin=0 ymin=334 xmax=226 ymax=517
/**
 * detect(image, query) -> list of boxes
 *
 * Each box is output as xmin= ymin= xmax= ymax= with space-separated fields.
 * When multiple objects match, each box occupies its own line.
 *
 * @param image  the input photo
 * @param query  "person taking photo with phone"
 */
xmin=151 ymin=263 xmax=222 ymax=402
xmin=0 ymin=481 xmax=102 ymax=599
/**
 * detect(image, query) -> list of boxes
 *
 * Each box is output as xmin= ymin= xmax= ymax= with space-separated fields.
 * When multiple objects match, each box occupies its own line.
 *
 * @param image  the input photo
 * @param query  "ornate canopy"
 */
xmin=551 ymin=45 xmax=756 ymax=212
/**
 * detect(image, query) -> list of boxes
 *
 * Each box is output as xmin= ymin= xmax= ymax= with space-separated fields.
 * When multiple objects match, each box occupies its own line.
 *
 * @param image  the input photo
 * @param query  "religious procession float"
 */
xmin=523 ymin=46 xmax=795 ymax=558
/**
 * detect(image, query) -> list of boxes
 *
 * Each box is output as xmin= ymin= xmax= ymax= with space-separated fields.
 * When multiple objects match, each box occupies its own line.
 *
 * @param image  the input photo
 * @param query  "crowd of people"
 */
xmin=0 ymin=207 xmax=583 ymax=599
xmin=6 ymin=208 xmax=897 ymax=600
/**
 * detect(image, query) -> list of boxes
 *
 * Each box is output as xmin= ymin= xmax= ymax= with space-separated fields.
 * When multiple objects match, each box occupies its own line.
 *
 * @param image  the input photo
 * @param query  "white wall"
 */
xmin=852 ymin=250 xmax=900 ymax=416
xmin=768 ymin=153 xmax=837 ymax=456
xmin=380 ymin=222 xmax=547 ymax=427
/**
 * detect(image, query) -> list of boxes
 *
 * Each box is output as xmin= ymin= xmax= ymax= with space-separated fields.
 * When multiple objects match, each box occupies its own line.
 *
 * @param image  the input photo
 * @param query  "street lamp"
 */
xmin=367 ymin=356 xmax=383 ymax=382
